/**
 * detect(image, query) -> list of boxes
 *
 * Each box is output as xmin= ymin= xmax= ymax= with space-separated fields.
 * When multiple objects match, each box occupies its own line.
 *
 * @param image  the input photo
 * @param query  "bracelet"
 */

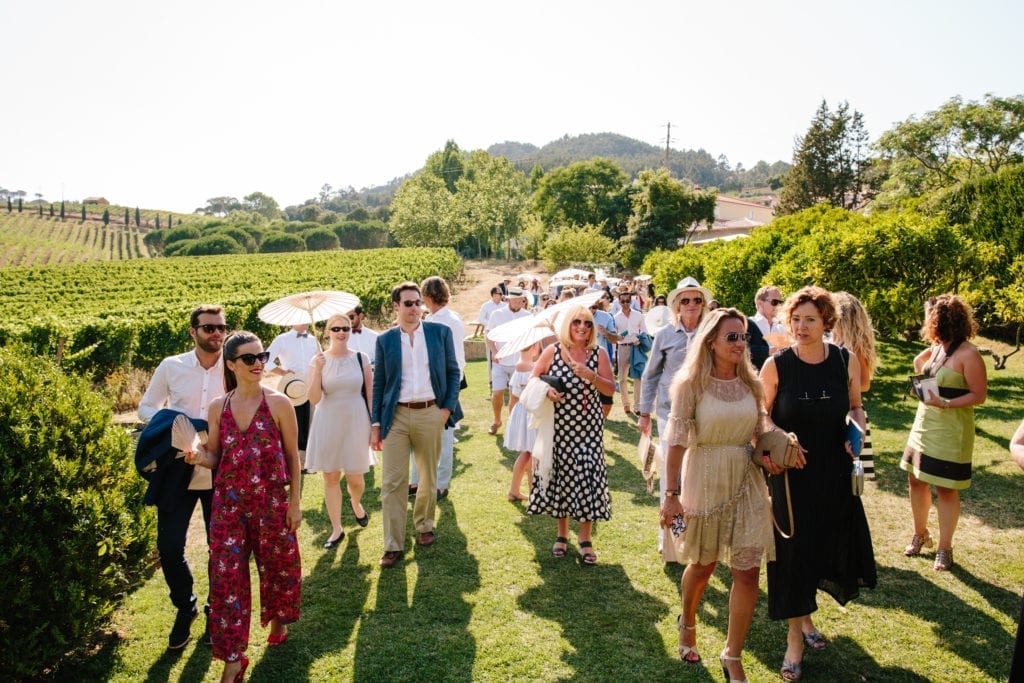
xmin=850 ymin=405 xmax=864 ymax=410
xmin=665 ymin=489 xmax=680 ymax=496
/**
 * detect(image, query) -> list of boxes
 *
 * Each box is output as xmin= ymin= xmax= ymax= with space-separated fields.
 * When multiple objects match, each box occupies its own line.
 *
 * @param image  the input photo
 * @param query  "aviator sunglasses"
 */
xmin=230 ymin=351 xmax=270 ymax=366
xmin=722 ymin=332 xmax=751 ymax=343
xmin=329 ymin=326 xmax=351 ymax=332
xmin=677 ymin=296 xmax=703 ymax=306
xmin=571 ymin=319 xmax=594 ymax=328
xmin=764 ymin=298 xmax=784 ymax=306
xmin=196 ymin=324 xmax=228 ymax=334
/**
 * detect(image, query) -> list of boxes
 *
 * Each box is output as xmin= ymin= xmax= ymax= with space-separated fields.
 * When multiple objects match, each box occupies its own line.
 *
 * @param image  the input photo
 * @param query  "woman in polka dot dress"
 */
xmin=526 ymin=305 xmax=616 ymax=564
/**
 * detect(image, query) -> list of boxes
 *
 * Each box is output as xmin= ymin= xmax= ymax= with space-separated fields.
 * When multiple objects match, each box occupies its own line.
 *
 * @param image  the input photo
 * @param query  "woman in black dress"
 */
xmin=759 ymin=286 xmax=876 ymax=681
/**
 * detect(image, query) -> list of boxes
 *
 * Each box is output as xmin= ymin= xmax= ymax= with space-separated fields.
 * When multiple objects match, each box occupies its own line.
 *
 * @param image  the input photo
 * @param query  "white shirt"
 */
xmin=614 ymin=308 xmax=647 ymax=344
xmin=398 ymin=324 xmax=435 ymax=403
xmin=486 ymin=306 xmax=532 ymax=367
xmin=347 ymin=325 xmax=379 ymax=365
xmin=425 ymin=306 xmax=466 ymax=373
xmin=138 ymin=350 xmax=225 ymax=422
xmin=478 ymin=299 xmax=503 ymax=325
xmin=751 ymin=312 xmax=786 ymax=337
xmin=266 ymin=329 xmax=321 ymax=379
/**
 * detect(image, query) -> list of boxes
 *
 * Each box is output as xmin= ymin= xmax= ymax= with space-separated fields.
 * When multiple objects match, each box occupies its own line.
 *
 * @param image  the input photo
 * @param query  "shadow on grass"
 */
xmin=515 ymin=513 xmax=680 ymax=681
xmin=353 ymin=501 xmax=479 ymax=682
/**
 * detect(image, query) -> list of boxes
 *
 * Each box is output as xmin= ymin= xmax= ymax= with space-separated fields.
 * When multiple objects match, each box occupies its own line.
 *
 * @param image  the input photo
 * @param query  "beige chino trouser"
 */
xmin=380 ymin=405 xmax=443 ymax=552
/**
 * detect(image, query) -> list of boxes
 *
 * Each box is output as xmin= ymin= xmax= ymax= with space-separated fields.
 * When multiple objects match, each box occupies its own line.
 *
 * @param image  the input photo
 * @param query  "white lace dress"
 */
xmin=668 ymin=377 xmax=775 ymax=570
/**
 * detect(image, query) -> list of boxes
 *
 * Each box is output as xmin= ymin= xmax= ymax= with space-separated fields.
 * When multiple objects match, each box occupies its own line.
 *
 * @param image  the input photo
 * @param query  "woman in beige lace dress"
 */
xmin=660 ymin=308 xmax=775 ymax=682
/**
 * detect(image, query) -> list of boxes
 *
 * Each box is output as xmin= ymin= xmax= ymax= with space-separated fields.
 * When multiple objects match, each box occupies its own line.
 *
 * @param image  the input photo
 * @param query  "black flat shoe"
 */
xmin=323 ymin=531 xmax=345 ymax=549
xmin=354 ymin=511 xmax=369 ymax=527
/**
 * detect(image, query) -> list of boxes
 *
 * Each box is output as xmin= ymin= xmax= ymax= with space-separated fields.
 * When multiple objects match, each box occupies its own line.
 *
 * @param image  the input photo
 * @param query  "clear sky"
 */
xmin=3 ymin=0 xmax=1021 ymax=213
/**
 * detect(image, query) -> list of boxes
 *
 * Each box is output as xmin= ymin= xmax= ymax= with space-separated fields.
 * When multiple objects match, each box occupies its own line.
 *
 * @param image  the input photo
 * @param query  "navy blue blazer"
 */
xmin=134 ymin=409 xmax=210 ymax=510
xmin=372 ymin=321 xmax=463 ymax=439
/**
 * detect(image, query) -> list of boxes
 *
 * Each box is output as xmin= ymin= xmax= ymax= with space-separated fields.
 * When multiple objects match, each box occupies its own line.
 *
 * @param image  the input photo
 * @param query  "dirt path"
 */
xmin=449 ymin=258 xmax=545 ymax=323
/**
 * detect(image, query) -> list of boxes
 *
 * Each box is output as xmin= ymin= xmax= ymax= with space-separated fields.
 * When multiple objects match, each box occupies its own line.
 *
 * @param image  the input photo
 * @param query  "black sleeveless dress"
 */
xmin=766 ymin=345 xmax=877 ymax=620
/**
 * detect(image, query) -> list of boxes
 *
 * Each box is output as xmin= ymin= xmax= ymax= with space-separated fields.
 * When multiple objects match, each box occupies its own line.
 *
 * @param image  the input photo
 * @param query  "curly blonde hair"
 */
xmin=669 ymin=308 xmax=764 ymax=416
xmin=831 ymin=292 xmax=878 ymax=379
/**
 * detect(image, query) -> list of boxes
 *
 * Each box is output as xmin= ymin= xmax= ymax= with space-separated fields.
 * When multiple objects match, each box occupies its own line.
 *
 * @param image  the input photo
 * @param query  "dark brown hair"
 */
xmin=223 ymin=331 xmax=260 ymax=392
xmin=420 ymin=276 xmax=450 ymax=307
xmin=779 ymin=286 xmax=837 ymax=331
xmin=921 ymin=294 xmax=978 ymax=345
xmin=190 ymin=304 xmax=224 ymax=329
xmin=391 ymin=281 xmax=420 ymax=303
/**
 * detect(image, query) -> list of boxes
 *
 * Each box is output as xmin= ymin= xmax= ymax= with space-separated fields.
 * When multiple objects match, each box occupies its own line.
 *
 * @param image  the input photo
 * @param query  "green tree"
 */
xmin=38 ymin=204 xmax=43 ymax=217
xmin=59 ymin=201 xmax=64 ymax=220
xmin=134 ymin=206 xmax=141 ymax=227
xmin=388 ymin=173 xmax=459 ymax=247
xmin=874 ymin=94 xmax=1024 ymax=208
xmin=621 ymin=168 xmax=716 ymax=268
xmin=541 ymin=224 xmax=617 ymax=271
xmin=18 ymin=198 xmax=22 ymax=212
xmin=155 ymin=214 xmax=161 ymax=230
xmin=49 ymin=204 xmax=54 ymax=217
xmin=778 ymin=100 xmax=872 ymax=214
xmin=259 ymin=231 xmax=306 ymax=253
xmin=102 ymin=209 xmax=109 ymax=225
xmin=199 ymin=197 xmax=242 ymax=216
xmin=6 ymin=197 xmax=10 ymax=212
xmin=532 ymin=158 xmax=630 ymax=238
xmin=81 ymin=204 xmax=86 ymax=221
xmin=452 ymin=152 xmax=531 ymax=257
xmin=124 ymin=208 xmax=130 ymax=226
xmin=242 ymin=192 xmax=281 ymax=220
xmin=425 ymin=140 xmax=466 ymax=193
xmin=167 ymin=213 xmax=173 ymax=228
xmin=303 ymin=227 xmax=340 ymax=251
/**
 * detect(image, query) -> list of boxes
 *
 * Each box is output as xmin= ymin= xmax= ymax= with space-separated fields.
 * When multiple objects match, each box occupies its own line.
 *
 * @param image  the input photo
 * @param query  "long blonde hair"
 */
xmin=831 ymin=292 xmax=877 ymax=379
xmin=669 ymin=308 xmax=764 ymax=414
xmin=556 ymin=305 xmax=596 ymax=350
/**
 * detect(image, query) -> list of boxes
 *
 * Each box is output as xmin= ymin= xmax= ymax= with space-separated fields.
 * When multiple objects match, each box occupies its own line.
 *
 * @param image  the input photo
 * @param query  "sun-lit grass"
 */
xmin=53 ymin=338 xmax=1024 ymax=681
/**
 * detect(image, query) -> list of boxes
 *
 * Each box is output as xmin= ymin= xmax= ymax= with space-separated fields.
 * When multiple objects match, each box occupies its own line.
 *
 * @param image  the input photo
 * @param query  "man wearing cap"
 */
xmin=266 ymin=324 xmax=320 ymax=466
xmin=637 ymin=277 xmax=710 ymax=561
xmin=345 ymin=305 xmax=379 ymax=366
xmin=137 ymin=304 xmax=226 ymax=650
xmin=484 ymin=286 xmax=531 ymax=435
xmin=748 ymin=285 xmax=786 ymax=370
xmin=613 ymin=290 xmax=648 ymax=415
xmin=371 ymin=281 xmax=462 ymax=568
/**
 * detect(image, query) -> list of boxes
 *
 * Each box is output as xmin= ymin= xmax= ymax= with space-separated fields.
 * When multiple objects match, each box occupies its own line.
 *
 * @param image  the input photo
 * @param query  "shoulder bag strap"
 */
xmin=356 ymin=352 xmax=371 ymax=418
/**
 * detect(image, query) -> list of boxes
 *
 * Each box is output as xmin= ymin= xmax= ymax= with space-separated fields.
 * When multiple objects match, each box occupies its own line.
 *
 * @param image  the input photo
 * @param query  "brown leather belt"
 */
xmin=397 ymin=399 xmax=436 ymax=409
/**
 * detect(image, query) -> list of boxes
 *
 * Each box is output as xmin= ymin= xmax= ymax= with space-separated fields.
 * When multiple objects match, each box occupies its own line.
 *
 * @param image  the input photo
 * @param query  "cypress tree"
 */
xmin=6 ymin=197 xmax=11 ymax=212
xmin=49 ymin=204 xmax=54 ymax=217
xmin=134 ymin=206 xmax=141 ymax=227
xmin=124 ymin=208 xmax=129 ymax=226
xmin=18 ymin=198 xmax=23 ymax=212
xmin=102 ymin=209 xmax=110 ymax=226
xmin=155 ymin=214 xmax=161 ymax=230
xmin=81 ymin=204 xmax=86 ymax=221
xmin=38 ymin=204 xmax=43 ymax=216
xmin=60 ymin=201 xmax=65 ymax=220
xmin=167 ymin=213 xmax=172 ymax=228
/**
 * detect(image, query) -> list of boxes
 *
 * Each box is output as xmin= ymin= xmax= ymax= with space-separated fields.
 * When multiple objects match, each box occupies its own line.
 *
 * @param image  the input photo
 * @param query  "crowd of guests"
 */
xmin=135 ymin=268 xmax=1014 ymax=681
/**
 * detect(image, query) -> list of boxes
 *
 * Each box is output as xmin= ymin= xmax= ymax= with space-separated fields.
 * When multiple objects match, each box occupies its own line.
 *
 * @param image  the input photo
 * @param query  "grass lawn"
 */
xmin=59 ymin=338 xmax=1024 ymax=681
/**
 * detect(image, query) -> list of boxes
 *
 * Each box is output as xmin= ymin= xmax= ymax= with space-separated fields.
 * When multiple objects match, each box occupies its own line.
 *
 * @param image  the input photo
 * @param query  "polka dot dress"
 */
xmin=527 ymin=343 xmax=611 ymax=522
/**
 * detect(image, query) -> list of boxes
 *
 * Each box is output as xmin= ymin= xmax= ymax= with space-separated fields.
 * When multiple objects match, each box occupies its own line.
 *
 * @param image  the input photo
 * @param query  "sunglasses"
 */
xmin=195 ymin=324 xmax=228 ymax=334
xmin=677 ymin=297 xmax=703 ymax=306
xmin=231 ymin=351 xmax=270 ymax=366
xmin=329 ymin=326 xmax=351 ymax=333
xmin=399 ymin=299 xmax=423 ymax=308
xmin=764 ymin=298 xmax=784 ymax=306
xmin=571 ymin=319 xmax=594 ymax=328
xmin=722 ymin=332 xmax=751 ymax=343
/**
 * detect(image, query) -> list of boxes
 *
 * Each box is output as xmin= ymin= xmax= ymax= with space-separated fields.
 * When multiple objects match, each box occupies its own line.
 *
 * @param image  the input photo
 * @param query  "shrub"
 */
xmin=303 ymin=227 xmax=340 ymax=251
xmin=0 ymin=347 xmax=154 ymax=677
xmin=163 ymin=225 xmax=201 ymax=246
xmin=182 ymin=233 xmax=246 ymax=256
xmin=207 ymin=226 xmax=257 ymax=253
xmin=259 ymin=231 xmax=306 ymax=253
xmin=541 ymin=224 xmax=617 ymax=271
xmin=331 ymin=220 xmax=391 ymax=249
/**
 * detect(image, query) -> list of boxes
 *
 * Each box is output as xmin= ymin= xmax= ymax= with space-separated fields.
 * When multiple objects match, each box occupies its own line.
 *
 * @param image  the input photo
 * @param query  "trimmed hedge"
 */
xmin=0 ymin=347 xmax=154 ymax=677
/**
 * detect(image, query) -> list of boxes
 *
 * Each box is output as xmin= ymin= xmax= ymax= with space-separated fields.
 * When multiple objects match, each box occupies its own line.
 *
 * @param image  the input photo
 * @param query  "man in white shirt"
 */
xmin=613 ymin=290 xmax=648 ymax=415
xmin=484 ymin=287 xmax=531 ymax=435
xmin=748 ymin=285 xmax=787 ymax=369
xmin=345 ymin=305 xmax=379 ymax=365
xmin=137 ymin=304 xmax=226 ymax=650
xmin=477 ymin=287 xmax=504 ymax=327
xmin=265 ymin=324 xmax=320 ymax=463
xmin=410 ymin=276 xmax=466 ymax=499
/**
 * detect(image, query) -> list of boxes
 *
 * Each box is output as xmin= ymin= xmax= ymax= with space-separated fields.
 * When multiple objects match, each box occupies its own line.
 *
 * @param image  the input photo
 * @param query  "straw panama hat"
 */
xmin=667 ymin=277 xmax=712 ymax=309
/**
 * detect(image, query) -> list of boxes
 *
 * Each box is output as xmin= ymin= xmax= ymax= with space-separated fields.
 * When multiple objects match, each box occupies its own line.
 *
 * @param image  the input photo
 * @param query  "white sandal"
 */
xmin=719 ymin=649 xmax=748 ymax=683
xmin=676 ymin=617 xmax=700 ymax=663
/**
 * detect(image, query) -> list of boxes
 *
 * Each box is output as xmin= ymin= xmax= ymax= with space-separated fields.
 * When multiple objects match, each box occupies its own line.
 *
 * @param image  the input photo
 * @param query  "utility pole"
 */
xmin=664 ymin=122 xmax=671 ymax=167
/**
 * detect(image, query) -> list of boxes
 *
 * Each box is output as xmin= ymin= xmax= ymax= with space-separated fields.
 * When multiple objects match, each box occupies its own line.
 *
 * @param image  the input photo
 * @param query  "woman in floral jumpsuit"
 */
xmin=187 ymin=331 xmax=302 ymax=682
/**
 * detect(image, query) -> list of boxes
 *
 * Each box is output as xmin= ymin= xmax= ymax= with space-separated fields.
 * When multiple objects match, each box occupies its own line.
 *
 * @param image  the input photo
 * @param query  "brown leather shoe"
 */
xmin=379 ymin=550 xmax=404 ymax=568
xmin=416 ymin=531 xmax=436 ymax=546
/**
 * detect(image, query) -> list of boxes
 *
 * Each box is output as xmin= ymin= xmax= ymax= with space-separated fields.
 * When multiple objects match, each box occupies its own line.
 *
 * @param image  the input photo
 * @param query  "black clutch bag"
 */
xmin=539 ymin=374 xmax=568 ymax=394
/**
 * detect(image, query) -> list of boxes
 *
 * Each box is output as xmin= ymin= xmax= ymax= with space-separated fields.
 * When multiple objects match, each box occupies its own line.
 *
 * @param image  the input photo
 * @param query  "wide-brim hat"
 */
xmin=277 ymin=373 xmax=309 ymax=406
xmin=667 ymin=276 xmax=712 ymax=309
xmin=506 ymin=286 xmax=528 ymax=300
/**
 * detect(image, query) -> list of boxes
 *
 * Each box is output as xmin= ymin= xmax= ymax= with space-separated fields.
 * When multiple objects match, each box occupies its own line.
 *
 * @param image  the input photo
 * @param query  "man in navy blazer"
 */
xmin=371 ymin=281 xmax=463 ymax=568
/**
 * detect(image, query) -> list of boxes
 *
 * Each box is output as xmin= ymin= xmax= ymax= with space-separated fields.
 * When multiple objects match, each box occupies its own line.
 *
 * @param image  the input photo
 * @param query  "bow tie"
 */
xmin=296 ymin=333 xmax=308 ymax=338
xmin=351 ymin=329 xmax=362 ymax=334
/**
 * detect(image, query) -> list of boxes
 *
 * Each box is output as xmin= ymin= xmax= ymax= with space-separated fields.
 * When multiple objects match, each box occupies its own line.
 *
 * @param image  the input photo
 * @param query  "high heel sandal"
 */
xmin=904 ymin=531 xmax=933 ymax=556
xmin=676 ymin=616 xmax=700 ymax=663
xmin=933 ymin=547 xmax=953 ymax=571
xmin=231 ymin=655 xmax=249 ymax=682
xmin=719 ymin=649 xmax=748 ymax=683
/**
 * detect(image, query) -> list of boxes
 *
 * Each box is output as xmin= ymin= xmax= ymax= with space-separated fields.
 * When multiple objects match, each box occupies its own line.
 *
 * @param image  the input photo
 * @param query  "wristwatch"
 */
xmin=639 ymin=412 xmax=650 ymax=418
xmin=941 ymin=398 xmax=951 ymax=408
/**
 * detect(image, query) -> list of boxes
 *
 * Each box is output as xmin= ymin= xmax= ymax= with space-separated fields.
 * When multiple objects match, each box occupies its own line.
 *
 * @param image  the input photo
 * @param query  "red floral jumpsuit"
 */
xmin=209 ymin=391 xmax=302 ymax=662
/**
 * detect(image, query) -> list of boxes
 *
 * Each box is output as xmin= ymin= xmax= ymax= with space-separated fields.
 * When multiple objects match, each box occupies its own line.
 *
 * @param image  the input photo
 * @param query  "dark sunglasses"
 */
xmin=571 ymin=319 xmax=594 ymax=328
xmin=329 ymin=326 xmax=351 ymax=333
xmin=195 ymin=324 xmax=228 ymax=334
xmin=722 ymin=332 xmax=751 ymax=343
xmin=399 ymin=299 xmax=423 ymax=308
xmin=764 ymin=298 xmax=784 ymax=306
xmin=677 ymin=297 xmax=703 ymax=306
xmin=231 ymin=351 xmax=270 ymax=366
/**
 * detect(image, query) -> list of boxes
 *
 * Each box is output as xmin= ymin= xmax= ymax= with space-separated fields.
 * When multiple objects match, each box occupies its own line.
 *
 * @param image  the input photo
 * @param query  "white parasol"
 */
xmin=551 ymin=267 xmax=593 ymax=280
xmin=494 ymin=321 xmax=558 ymax=361
xmin=486 ymin=313 xmax=539 ymax=343
xmin=257 ymin=290 xmax=361 ymax=327
xmin=644 ymin=305 xmax=673 ymax=336
xmin=536 ymin=289 xmax=605 ymax=325
xmin=493 ymin=290 xmax=606 ymax=361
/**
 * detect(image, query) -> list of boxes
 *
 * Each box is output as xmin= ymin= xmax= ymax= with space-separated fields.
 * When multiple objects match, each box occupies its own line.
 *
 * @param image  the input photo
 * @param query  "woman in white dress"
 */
xmin=660 ymin=308 xmax=775 ymax=682
xmin=305 ymin=313 xmax=373 ymax=549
